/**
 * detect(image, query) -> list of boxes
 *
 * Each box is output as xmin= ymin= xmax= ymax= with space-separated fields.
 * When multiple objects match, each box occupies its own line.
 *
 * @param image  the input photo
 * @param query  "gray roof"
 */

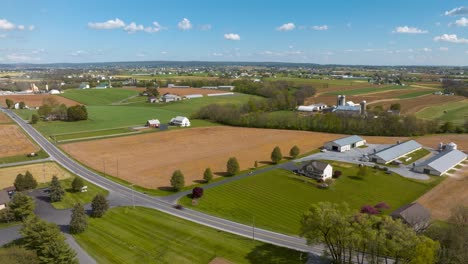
xmin=391 ymin=203 xmax=430 ymax=225
xmin=416 ymin=149 xmax=467 ymax=174
xmin=372 ymin=140 xmax=422 ymax=162
xmin=301 ymin=160 xmax=330 ymax=173
xmin=0 ymin=190 xmax=10 ymax=205
xmin=333 ymin=105 xmax=361 ymax=112
xmin=172 ymin=116 xmax=189 ymax=122
xmin=330 ymin=135 xmax=365 ymax=147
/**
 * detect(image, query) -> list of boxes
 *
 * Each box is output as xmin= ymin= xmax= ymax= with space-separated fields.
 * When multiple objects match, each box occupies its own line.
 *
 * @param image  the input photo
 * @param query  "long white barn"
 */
xmin=413 ymin=149 xmax=466 ymax=176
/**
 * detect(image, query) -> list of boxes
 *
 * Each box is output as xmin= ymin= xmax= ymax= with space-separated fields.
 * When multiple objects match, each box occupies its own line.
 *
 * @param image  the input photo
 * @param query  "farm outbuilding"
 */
xmin=161 ymin=93 xmax=182 ymax=102
xmin=146 ymin=119 xmax=160 ymax=128
xmin=324 ymin=135 xmax=366 ymax=152
xmin=0 ymin=190 xmax=10 ymax=210
xmin=170 ymin=116 xmax=191 ymax=127
xmin=370 ymin=140 xmax=422 ymax=164
xmin=297 ymin=103 xmax=327 ymax=112
xmin=391 ymin=203 xmax=430 ymax=232
xmin=297 ymin=160 xmax=333 ymax=180
xmin=413 ymin=149 xmax=467 ymax=176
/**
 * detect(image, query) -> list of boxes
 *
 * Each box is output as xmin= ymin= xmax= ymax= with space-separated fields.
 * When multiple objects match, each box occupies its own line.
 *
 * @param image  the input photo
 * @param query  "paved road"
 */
xmin=2 ymin=108 xmax=322 ymax=255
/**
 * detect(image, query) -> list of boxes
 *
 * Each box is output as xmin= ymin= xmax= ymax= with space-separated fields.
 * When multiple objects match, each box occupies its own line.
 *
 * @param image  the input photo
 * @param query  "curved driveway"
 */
xmin=2 ymin=109 xmax=321 ymax=255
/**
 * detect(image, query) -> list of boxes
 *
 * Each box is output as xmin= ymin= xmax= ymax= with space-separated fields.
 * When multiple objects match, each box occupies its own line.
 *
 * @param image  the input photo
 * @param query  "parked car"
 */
xmin=174 ymin=204 xmax=184 ymax=210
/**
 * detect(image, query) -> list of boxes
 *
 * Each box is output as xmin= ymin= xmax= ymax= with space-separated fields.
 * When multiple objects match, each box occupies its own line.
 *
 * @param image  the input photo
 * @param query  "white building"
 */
xmin=49 ymin=89 xmax=61 ymax=94
xmin=146 ymin=119 xmax=161 ymax=128
xmin=298 ymin=160 xmax=333 ymax=180
xmin=170 ymin=116 xmax=191 ymax=127
xmin=370 ymin=140 xmax=422 ymax=164
xmin=413 ymin=149 xmax=467 ymax=176
xmin=297 ymin=103 xmax=327 ymax=112
xmin=161 ymin=94 xmax=182 ymax=102
xmin=324 ymin=135 xmax=366 ymax=152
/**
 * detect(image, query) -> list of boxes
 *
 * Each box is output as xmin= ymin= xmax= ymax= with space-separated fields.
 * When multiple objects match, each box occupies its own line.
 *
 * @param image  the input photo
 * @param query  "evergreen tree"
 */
xmin=5 ymin=98 xmax=13 ymax=109
xmin=289 ymin=145 xmax=300 ymax=158
xmin=0 ymin=246 xmax=39 ymax=264
xmin=71 ymin=177 xmax=84 ymax=192
xmin=91 ymin=194 xmax=109 ymax=218
xmin=271 ymin=146 xmax=283 ymax=164
xmin=8 ymin=192 xmax=35 ymax=221
xmin=69 ymin=203 xmax=87 ymax=234
xmin=226 ymin=157 xmax=240 ymax=176
xmin=203 ymin=168 xmax=213 ymax=183
xmin=31 ymin=114 xmax=39 ymax=124
xmin=49 ymin=175 xmax=64 ymax=202
xmin=14 ymin=173 xmax=26 ymax=191
xmin=24 ymin=171 xmax=38 ymax=190
xmin=170 ymin=170 xmax=185 ymax=191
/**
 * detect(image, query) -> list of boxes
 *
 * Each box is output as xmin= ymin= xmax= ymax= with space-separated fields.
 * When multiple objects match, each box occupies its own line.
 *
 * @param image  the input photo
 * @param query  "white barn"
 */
xmin=324 ymin=135 xmax=366 ymax=152
xmin=370 ymin=140 xmax=422 ymax=164
xmin=297 ymin=103 xmax=327 ymax=112
xmin=170 ymin=116 xmax=191 ymax=127
xmin=413 ymin=149 xmax=467 ymax=176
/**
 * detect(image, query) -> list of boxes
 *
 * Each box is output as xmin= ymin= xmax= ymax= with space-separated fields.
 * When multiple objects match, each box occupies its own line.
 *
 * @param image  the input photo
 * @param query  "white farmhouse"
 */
xmin=324 ymin=135 xmax=366 ymax=152
xmin=297 ymin=160 xmax=333 ymax=180
xmin=170 ymin=116 xmax=191 ymax=127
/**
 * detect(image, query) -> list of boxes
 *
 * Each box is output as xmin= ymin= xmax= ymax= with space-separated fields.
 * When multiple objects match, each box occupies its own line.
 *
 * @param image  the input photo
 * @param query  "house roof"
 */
xmin=390 ymin=203 xmax=430 ymax=225
xmin=333 ymin=105 xmax=361 ymax=112
xmin=416 ymin=149 xmax=467 ymax=174
xmin=162 ymin=93 xmax=180 ymax=98
xmin=302 ymin=160 xmax=330 ymax=173
xmin=329 ymin=135 xmax=365 ymax=147
xmin=147 ymin=119 xmax=160 ymax=125
xmin=372 ymin=140 xmax=422 ymax=162
xmin=172 ymin=116 xmax=188 ymax=122
xmin=0 ymin=190 xmax=10 ymax=205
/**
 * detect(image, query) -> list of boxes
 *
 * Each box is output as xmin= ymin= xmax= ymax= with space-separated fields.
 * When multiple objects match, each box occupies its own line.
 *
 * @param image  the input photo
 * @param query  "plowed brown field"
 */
xmin=0 ymin=94 xmax=80 ymax=107
xmin=0 ymin=112 xmax=10 ymax=123
xmin=0 ymin=124 xmax=39 ymax=158
xmin=370 ymin=95 xmax=465 ymax=114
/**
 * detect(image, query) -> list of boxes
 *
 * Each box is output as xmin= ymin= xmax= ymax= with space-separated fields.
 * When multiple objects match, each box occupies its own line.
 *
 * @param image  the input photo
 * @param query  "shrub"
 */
xmin=333 ymin=170 xmax=342 ymax=179
xmin=71 ymin=177 xmax=84 ymax=192
xmin=91 ymin=194 xmax=109 ymax=218
xmin=383 ymin=167 xmax=389 ymax=172
xmin=170 ymin=170 xmax=185 ymax=191
xmin=360 ymin=205 xmax=379 ymax=215
xmin=324 ymin=178 xmax=334 ymax=185
xmin=203 ymin=168 xmax=213 ymax=183
xmin=226 ymin=157 xmax=240 ymax=176
xmin=31 ymin=114 xmax=39 ymax=124
xmin=271 ymin=146 xmax=283 ymax=164
xmin=289 ymin=145 xmax=300 ymax=158
xmin=374 ymin=202 xmax=390 ymax=211
xmin=192 ymin=187 xmax=204 ymax=199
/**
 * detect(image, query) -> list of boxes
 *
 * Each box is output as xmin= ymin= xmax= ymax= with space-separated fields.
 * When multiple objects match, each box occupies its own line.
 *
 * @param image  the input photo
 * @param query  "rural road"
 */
xmin=1 ymin=108 xmax=323 ymax=256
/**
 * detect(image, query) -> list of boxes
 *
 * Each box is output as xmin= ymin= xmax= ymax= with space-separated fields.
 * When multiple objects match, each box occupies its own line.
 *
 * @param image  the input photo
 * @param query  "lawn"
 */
xmin=73 ymin=207 xmax=305 ymax=264
xmin=325 ymin=85 xmax=410 ymax=96
xmin=51 ymin=177 xmax=109 ymax=209
xmin=396 ymin=90 xmax=434 ymax=99
xmin=263 ymin=77 xmax=360 ymax=88
xmin=0 ymin=149 xmax=48 ymax=165
xmin=416 ymin=100 xmax=468 ymax=125
xmin=399 ymin=148 xmax=431 ymax=165
xmin=60 ymin=88 xmax=140 ymax=105
xmin=53 ymin=127 xmax=136 ymax=142
xmin=180 ymin=163 xmax=443 ymax=235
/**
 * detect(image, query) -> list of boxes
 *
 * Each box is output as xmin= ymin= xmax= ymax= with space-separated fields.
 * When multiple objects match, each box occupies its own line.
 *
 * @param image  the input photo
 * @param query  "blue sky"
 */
xmin=0 ymin=0 xmax=467 ymax=65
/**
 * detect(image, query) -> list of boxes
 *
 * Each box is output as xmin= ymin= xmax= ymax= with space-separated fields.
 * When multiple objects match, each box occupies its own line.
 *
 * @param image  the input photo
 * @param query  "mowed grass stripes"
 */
xmin=181 ymin=165 xmax=442 ymax=235
xmin=73 ymin=207 xmax=305 ymax=264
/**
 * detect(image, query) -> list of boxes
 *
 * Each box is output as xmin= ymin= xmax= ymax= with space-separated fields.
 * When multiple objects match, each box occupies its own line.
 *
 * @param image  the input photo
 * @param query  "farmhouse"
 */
xmin=170 ymin=116 xmax=191 ymax=127
xmin=49 ymin=89 xmax=61 ymax=94
xmin=297 ymin=160 xmax=333 ymax=180
xmin=370 ymin=140 xmax=422 ymax=164
xmin=324 ymin=135 xmax=366 ymax=152
xmin=148 ymin=96 xmax=158 ymax=103
xmin=161 ymin=93 xmax=182 ymax=102
xmin=391 ymin=203 xmax=430 ymax=232
xmin=146 ymin=119 xmax=160 ymax=128
xmin=413 ymin=149 xmax=467 ymax=176
xmin=0 ymin=190 xmax=10 ymax=210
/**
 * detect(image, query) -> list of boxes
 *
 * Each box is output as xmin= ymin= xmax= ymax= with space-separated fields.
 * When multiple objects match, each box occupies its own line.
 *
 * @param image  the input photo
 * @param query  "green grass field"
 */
xmin=180 ymin=163 xmax=442 ymax=235
xmin=416 ymin=100 xmax=468 ymax=125
xmin=73 ymin=207 xmax=305 ymax=264
xmin=60 ymin=89 xmax=140 ymax=105
xmin=325 ymin=85 xmax=410 ymax=96
xmin=0 ymin=150 xmax=49 ymax=165
xmin=53 ymin=127 xmax=136 ymax=142
xmin=399 ymin=148 xmax=431 ymax=165
xmin=51 ymin=177 xmax=109 ymax=209
xmin=396 ymin=90 xmax=434 ymax=99
xmin=263 ymin=77 xmax=360 ymax=88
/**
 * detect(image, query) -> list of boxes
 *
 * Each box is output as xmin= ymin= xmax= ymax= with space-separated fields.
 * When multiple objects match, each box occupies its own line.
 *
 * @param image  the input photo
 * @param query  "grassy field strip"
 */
xmin=396 ymin=90 xmax=434 ymax=99
xmin=60 ymin=89 xmax=140 ymax=105
xmin=181 ymin=166 xmax=443 ymax=235
xmin=53 ymin=127 xmax=135 ymax=141
xmin=57 ymin=131 xmax=142 ymax=143
xmin=325 ymin=85 xmax=410 ymax=96
xmin=74 ymin=207 xmax=305 ymax=264
xmin=415 ymin=99 xmax=468 ymax=125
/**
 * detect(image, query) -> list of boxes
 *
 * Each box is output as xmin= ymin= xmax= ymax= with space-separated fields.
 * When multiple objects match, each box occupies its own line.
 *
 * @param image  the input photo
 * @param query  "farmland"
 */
xmin=325 ymin=85 xmax=411 ymax=96
xmin=74 ymin=207 xmax=305 ymax=264
xmin=369 ymin=95 xmax=466 ymax=114
xmin=0 ymin=124 xmax=39 ymax=159
xmin=60 ymin=89 xmax=140 ymax=105
xmin=125 ymin=87 xmax=230 ymax=96
xmin=415 ymin=99 xmax=468 ymax=125
xmin=180 ymin=164 xmax=442 ymax=235
xmin=0 ymin=94 xmax=80 ymax=107
xmin=0 ymin=162 xmax=72 ymax=189
xmin=0 ymin=112 xmax=11 ymax=123
xmin=52 ymin=177 xmax=109 ymax=209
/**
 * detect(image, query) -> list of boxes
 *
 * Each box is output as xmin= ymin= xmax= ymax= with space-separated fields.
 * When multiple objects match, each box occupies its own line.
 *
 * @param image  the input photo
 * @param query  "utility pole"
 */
xmin=252 ymin=216 xmax=255 ymax=241
xmin=103 ymin=159 xmax=106 ymax=177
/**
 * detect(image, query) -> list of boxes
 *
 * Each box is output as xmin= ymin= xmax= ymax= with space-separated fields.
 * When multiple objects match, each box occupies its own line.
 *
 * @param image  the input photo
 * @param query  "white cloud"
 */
xmin=161 ymin=51 xmax=167 ymax=55
xmin=136 ymin=52 xmax=146 ymax=57
xmin=212 ymin=52 xmax=223 ymax=56
xmin=311 ymin=25 xmax=328 ymax=30
xmin=6 ymin=53 xmax=40 ymax=62
xmin=28 ymin=25 xmax=35 ymax=31
xmin=17 ymin=25 xmax=25 ymax=30
xmin=444 ymin=7 xmax=468 ymax=16
xmin=144 ymin=22 xmax=164 ymax=33
xmin=124 ymin=22 xmax=144 ymax=33
xmin=393 ymin=26 xmax=428 ymax=34
xmin=439 ymin=47 xmax=449 ymax=51
xmin=69 ymin=50 xmax=88 ymax=56
xmin=434 ymin=34 xmax=468 ymax=44
xmin=199 ymin=24 xmax=212 ymax=31
xmin=455 ymin=17 xmax=468 ymax=27
xmin=421 ymin=48 xmax=432 ymax=52
xmin=276 ymin=22 xmax=295 ymax=31
xmin=178 ymin=18 xmax=192 ymax=30
xmin=224 ymin=33 xmax=240 ymax=40
xmin=88 ymin=18 xmax=125 ymax=29
xmin=0 ymin=19 xmax=16 ymax=30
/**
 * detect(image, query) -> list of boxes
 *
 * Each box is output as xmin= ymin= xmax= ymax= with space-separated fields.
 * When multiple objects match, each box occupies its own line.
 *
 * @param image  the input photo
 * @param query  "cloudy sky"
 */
xmin=0 ymin=0 xmax=467 ymax=65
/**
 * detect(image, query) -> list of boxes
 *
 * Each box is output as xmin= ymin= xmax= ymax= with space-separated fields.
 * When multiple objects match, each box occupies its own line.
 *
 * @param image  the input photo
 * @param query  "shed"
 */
xmin=297 ymin=160 xmax=333 ymax=180
xmin=370 ymin=140 xmax=422 ymax=164
xmin=161 ymin=93 xmax=182 ymax=102
xmin=413 ymin=149 xmax=467 ymax=176
xmin=0 ymin=190 xmax=10 ymax=210
xmin=146 ymin=119 xmax=160 ymax=128
xmin=391 ymin=203 xmax=430 ymax=232
xmin=324 ymin=135 xmax=366 ymax=152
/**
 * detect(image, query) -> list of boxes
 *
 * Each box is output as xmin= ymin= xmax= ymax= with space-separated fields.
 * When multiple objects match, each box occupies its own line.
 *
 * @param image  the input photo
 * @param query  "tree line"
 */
xmin=36 ymin=97 xmax=87 ymax=122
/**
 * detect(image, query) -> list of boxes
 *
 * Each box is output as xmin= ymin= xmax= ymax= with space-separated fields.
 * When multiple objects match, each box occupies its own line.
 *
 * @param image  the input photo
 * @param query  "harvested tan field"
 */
xmin=0 ymin=112 xmax=10 ymax=123
xmin=123 ymin=87 xmax=228 ymax=96
xmin=0 ymin=94 xmax=80 ymax=107
xmin=316 ymin=83 xmax=375 ymax=93
xmin=414 ymin=134 xmax=468 ymax=151
xmin=65 ymin=127 xmax=403 ymax=189
xmin=417 ymin=170 xmax=468 ymax=220
xmin=371 ymin=95 xmax=465 ymax=114
xmin=0 ymin=124 xmax=39 ymax=158
xmin=0 ymin=162 xmax=72 ymax=189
